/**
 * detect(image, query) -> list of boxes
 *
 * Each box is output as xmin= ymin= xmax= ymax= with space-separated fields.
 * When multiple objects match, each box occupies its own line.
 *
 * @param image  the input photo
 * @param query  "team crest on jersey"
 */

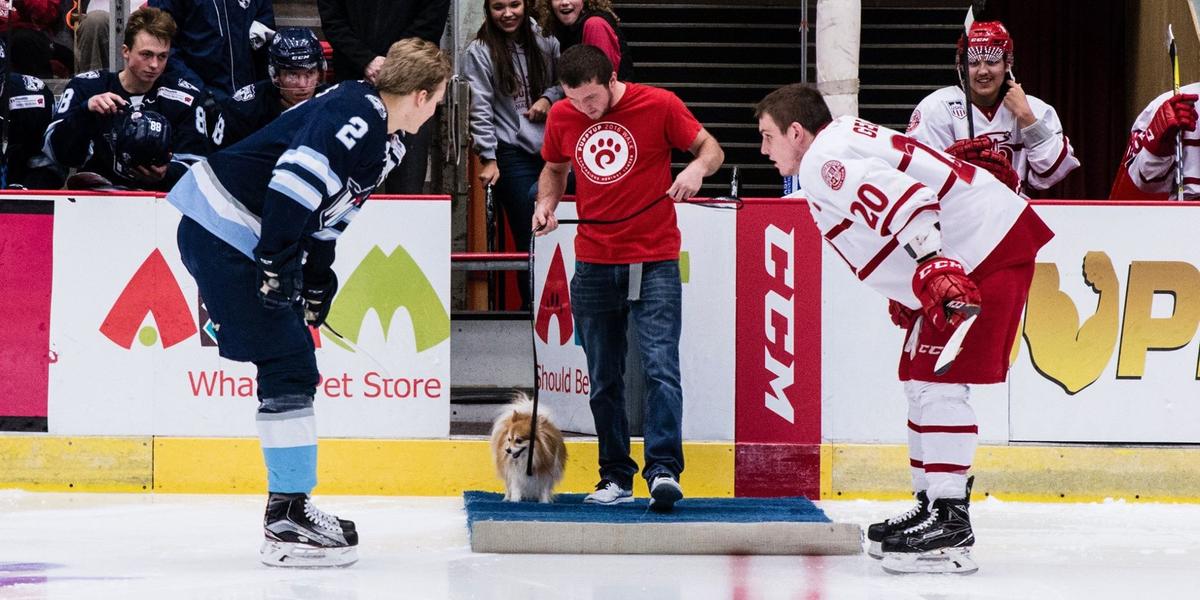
xmin=233 ymin=84 xmax=256 ymax=101
xmin=907 ymin=109 xmax=921 ymax=133
xmin=238 ymin=0 xmax=250 ymax=8
xmin=177 ymin=78 xmax=200 ymax=92
xmin=821 ymin=160 xmax=846 ymax=190
xmin=574 ymin=121 xmax=637 ymax=184
xmin=367 ymin=95 xmax=387 ymax=119
xmin=21 ymin=75 xmax=44 ymax=92
xmin=78 ymin=70 xmax=102 ymax=79
xmin=948 ymin=100 xmax=967 ymax=120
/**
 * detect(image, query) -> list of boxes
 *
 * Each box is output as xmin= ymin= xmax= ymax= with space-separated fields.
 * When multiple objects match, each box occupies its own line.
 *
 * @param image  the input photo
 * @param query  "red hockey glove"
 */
xmin=971 ymin=149 xmax=1021 ymax=192
xmin=1142 ymin=93 xmax=1199 ymax=157
xmin=944 ymin=136 xmax=992 ymax=161
xmin=888 ymin=299 xmax=918 ymax=330
xmin=912 ymin=257 xmax=982 ymax=331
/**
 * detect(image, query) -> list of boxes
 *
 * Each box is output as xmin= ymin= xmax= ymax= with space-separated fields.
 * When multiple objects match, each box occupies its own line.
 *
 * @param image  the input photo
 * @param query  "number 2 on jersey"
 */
xmin=336 ymin=116 xmax=369 ymax=150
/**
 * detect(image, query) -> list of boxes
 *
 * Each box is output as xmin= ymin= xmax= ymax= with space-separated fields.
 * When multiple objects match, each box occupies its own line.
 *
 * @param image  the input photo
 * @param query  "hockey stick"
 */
xmin=959 ymin=2 xmax=979 ymax=140
xmin=934 ymin=306 xmax=980 ymax=376
xmin=1170 ymin=24 xmax=1185 ymax=201
xmin=524 ymin=182 xmax=743 ymax=477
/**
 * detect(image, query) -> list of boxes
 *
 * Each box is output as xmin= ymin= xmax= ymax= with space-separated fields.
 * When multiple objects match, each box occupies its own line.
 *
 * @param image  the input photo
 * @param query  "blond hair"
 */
xmin=535 ymin=0 xmax=616 ymax=34
xmin=375 ymin=38 xmax=452 ymax=96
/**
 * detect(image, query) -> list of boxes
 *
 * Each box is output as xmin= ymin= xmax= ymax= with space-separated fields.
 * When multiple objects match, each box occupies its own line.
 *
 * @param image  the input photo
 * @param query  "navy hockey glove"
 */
xmin=301 ymin=271 xmax=338 ymax=328
xmin=253 ymin=243 xmax=303 ymax=310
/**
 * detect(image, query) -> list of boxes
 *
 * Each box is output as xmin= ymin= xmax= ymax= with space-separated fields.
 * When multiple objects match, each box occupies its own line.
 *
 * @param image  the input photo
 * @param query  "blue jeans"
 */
xmin=570 ymin=260 xmax=684 ymax=488
xmin=494 ymin=143 xmax=542 ymax=307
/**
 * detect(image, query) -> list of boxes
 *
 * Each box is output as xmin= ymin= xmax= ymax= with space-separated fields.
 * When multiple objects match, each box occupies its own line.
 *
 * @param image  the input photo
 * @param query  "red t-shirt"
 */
xmin=542 ymin=83 xmax=702 ymax=263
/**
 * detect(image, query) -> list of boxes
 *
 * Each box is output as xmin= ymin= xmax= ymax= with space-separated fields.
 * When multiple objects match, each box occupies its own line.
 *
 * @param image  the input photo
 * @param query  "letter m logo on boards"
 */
xmin=325 ymin=244 xmax=449 ymax=352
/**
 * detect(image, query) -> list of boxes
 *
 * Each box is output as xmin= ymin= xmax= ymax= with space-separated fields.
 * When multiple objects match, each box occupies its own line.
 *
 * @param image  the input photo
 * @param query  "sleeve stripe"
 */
xmin=269 ymin=170 xmax=323 ymax=210
xmin=278 ymin=146 xmax=342 ymax=196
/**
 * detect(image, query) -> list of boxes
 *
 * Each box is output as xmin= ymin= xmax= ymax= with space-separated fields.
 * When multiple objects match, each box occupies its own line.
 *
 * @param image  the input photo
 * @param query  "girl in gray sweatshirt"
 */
xmin=464 ymin=0 xmax=563 ymax=308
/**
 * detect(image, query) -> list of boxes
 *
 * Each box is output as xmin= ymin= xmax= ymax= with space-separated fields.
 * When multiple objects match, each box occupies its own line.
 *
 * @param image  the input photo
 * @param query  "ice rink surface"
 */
xmin=0 ymin=490 xmax=1196 ymax=599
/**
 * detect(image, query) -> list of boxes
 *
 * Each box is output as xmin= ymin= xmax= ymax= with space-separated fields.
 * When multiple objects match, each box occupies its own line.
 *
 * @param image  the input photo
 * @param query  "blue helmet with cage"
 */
xmin=112 ymin=110 xmax=172 ymax=179
xmin=268 ymin=28 xmax=325 ymax=80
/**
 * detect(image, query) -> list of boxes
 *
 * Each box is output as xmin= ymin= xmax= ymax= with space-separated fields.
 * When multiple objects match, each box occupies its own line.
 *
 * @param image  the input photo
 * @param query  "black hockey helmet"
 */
xmin=112 ymin=110 xmax=172 ymax=179
xmin=268 ymin=28 xmax=325 ymax=80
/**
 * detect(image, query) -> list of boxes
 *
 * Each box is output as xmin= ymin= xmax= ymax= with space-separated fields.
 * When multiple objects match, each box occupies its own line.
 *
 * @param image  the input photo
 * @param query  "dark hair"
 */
xmin=534 ymin=0 xmax=617 ymax=38
xmin=558 ymin=44 xmax=612 ymax=88
xmin=755 ymin=83 xmax=832 ymax=134
xmin=124 ymin=7 xmax=177 ymax=49
xmin=475 ymin=0 xmax=550 ymax=99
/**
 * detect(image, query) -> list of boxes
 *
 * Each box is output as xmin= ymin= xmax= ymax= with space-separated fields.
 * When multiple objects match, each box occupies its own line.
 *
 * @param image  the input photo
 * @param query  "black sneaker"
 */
xmin=648 ymin=474 xmax=683 ymax=512
xmin=866 ymin=491 xmax=930 ymax=559
xmin=260 ymin=493 xmax=358 ymax=568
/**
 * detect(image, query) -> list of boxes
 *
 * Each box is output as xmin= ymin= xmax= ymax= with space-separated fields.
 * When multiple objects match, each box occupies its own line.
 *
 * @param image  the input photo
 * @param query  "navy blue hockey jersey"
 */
xmin=150 ymin=0 xmax=275 ymax=98
xmin=208 ymin=80 xmax=330 ymax=150
xmin=167 ymin=81 xmax=405 ymax=264
xmin=2 ymin=72 xmax=62 ymax=188
xmin=43 ymin=70 xmax=210 ymax=190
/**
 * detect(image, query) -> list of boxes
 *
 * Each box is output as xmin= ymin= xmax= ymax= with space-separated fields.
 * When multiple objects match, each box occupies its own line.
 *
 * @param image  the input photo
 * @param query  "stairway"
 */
xmin=614 ymin=1 xmax=812 ymax=197
xmin=614 ymin=2 xmax=964 ymax=195
xmin=858 ymin=5 xmax=963 ymax=132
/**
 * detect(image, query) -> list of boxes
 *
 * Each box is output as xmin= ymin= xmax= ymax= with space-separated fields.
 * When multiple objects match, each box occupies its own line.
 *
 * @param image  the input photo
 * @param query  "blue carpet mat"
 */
xmin=464 ymin=491 xmax=831 ymax=531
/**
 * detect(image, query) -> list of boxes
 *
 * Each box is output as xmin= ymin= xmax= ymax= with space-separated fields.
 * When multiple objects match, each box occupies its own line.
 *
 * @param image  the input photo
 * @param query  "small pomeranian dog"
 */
xmin=490 ymin=395 xmax=567 ymax=503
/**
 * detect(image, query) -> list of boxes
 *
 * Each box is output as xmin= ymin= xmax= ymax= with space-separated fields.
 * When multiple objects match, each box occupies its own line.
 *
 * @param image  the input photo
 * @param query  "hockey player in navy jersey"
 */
xmin=167 ymin=37 xmax=451 ymax=568
xmin=207 ymin=28 xmax=328 ymax=150
xmin=0 ymin=39 xmax=63 ymax=189
xmin=42 ymin=7 xmax=210 ymax=191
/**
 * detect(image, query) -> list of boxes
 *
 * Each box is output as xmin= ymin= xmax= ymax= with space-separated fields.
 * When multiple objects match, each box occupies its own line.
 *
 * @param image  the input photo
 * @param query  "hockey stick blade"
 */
xmin=934 ymin=312 xmax=978 ymax=376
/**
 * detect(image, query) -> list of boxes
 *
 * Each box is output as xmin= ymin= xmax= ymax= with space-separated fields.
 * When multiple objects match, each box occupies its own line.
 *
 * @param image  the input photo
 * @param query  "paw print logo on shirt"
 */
xmin=574 ymin=122 xmax=637 ymax=184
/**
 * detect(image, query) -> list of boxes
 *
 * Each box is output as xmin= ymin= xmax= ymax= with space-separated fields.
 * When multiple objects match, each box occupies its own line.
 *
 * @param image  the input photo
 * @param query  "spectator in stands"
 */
xmin=532 ymin=45 xmax=724 ymax=512
xmin=318 ymin=0 xmax=450 ymax=193
xmin=43 ymin=6 xmax=209 ymax=191
xmin=907 ymin=20 xmax=1077 ymax=195
xmin=74 ymin=0 xmax=143 ymax=73
xmin=2 ymin=0 xmax=75 ymax=78
xmin=1111 ymin=89 xmax=1200 ymax=200
xmin=465 ymin=0 xmax=562 ymax=308
xmin=0 ymin=38 xmax=64 ymax=188
xmin=207 ymin=28 xmax=327 ymax=150
xmin=148 ymin=0 xmax=275 ymax=100
xmin=537 ymin=0 xmax=632 ymax=81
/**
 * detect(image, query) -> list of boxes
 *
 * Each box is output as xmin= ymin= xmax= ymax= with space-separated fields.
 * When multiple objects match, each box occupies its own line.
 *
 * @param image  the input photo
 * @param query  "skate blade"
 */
xmin=260 ymin=540 xmax=359 ymax=568
xmin=867 ymin=540 xmax=883 ymax=559
xmin=881 ymin=547 xmax=977 ymax=575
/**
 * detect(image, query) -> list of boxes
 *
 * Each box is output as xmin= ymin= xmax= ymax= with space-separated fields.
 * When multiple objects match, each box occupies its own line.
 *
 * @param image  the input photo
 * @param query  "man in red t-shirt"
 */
xmin=532 ymin=45 xmax=724 ymax=512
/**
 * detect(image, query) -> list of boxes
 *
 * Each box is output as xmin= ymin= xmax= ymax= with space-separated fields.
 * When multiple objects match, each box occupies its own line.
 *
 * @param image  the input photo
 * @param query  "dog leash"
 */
xmin=524 ymin=187 xmax=743 ymax=477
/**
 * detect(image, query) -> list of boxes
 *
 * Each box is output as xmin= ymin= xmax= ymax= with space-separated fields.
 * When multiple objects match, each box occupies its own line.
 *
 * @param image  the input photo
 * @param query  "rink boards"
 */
xmin=6 ymin=194 xmax=1200 ymax=501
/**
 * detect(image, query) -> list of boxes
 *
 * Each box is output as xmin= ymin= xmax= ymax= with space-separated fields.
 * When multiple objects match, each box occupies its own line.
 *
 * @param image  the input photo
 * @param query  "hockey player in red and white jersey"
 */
xmin=1112 ymin=86 xmax=1200 ymax=199
xmin=907 ymin=21 xmax=1079 ymax=195
xmin=756 ymin=83 xmax=1054 ymax=575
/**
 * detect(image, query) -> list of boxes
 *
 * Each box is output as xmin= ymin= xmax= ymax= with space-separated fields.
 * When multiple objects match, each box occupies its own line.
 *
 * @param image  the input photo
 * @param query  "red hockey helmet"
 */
xmin=956 ymin=21 xmax=1014 ymax=69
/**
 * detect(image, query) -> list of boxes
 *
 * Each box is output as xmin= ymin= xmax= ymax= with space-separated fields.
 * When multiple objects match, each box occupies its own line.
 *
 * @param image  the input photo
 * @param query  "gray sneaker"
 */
xmin=649 ymin=475 xmax=683 ymax=512
xmin=584 ymin=479 xmax=633 ymax=505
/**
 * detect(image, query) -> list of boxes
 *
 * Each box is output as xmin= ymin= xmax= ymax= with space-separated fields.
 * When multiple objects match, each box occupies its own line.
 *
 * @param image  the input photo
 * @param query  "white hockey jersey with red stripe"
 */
xmin=796 ymin=116 xmax=1028 ymax=309
xmin=907 ymin=86 xmax=1079 ymax=191
xmin=1124 ymin=83 xmax=1200 ymax=199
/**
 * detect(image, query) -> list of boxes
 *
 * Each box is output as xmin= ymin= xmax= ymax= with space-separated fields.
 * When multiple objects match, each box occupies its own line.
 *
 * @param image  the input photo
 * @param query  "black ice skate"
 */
xmin=260 ymin=493 xmax=359 ymax=568
xmin=866 ymin=490 xmax=929 ymax=559
xmin=879 ymin=495 xmax=976 ymax=575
